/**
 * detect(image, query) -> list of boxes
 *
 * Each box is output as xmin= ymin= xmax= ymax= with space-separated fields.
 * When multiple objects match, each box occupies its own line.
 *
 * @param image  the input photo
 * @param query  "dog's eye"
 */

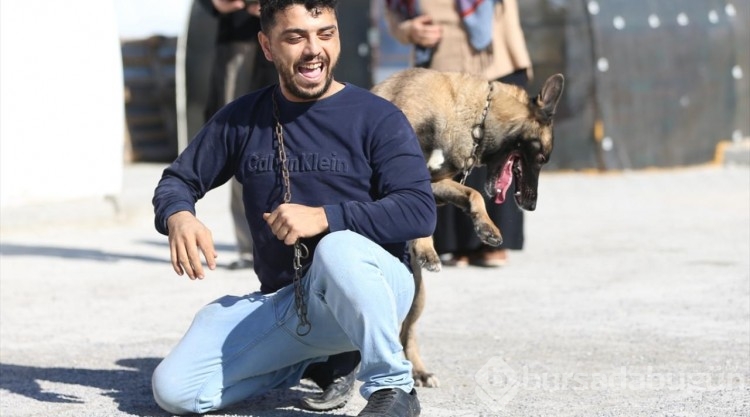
xmin=537 ymin=154 xmax=547 ymax=164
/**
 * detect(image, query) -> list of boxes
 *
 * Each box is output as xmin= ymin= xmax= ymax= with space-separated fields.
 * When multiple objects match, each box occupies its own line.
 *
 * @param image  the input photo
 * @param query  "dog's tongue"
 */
xmin=494 ymin=158 xmax=515 ymax=204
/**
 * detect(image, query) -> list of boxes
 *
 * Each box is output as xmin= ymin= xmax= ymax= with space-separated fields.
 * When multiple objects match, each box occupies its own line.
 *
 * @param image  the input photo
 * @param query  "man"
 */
xmin=200 ymin=0 xmax=360 ymax=409
xmin=151 ymin=1 xmax=435 ymax=416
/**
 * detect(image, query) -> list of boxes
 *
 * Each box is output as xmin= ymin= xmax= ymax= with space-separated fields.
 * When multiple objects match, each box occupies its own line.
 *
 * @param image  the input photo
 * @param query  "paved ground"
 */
xmin=1 ymin=162 xmax=748 ymax=417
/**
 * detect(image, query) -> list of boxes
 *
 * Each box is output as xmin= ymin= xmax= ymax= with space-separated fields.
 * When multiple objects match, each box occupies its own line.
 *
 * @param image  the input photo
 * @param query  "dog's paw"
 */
xmin=410 ymin=237 xmax=442 ymax=272
xmin=475 ymin=222 xmax=503 ymax=247
xmin=417 ymin=251 xmax=442 ymax=272
xmin=412 ymin=240 xmax=442 ymax=272
xmin=422 ymin=260 xmax=442 ymax=273
xmin=413 ymin=371 xmax=440 ymax=388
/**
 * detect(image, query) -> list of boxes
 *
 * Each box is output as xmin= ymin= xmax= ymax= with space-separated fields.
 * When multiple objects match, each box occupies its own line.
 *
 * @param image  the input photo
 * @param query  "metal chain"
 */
xmin=461 ymin=82 xmax=494 ymax=185
xmin=272 ymin=88 xmax=311 ymax=336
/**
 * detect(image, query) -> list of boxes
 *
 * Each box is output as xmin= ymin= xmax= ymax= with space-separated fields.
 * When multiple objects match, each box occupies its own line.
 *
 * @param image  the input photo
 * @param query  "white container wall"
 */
xmin=0 ymin=1 xmax=125 ymax=207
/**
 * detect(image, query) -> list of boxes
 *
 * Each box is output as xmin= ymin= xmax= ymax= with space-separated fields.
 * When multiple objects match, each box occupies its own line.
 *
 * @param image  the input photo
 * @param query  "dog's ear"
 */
xmin=532 ymin=74 xmax=564 ymax=124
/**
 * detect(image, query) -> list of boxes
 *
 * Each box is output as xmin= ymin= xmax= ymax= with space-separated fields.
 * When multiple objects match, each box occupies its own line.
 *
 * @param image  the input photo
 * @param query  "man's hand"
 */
xmin=212 ymin=0 xmax=259 ymax=16
xmin=167 ymin=211 xmax=218 ymax=279
xmin=407 ymin=15 xmax=442 ymax=48
xmin=263 ymin=204 xmax=328 ymax=245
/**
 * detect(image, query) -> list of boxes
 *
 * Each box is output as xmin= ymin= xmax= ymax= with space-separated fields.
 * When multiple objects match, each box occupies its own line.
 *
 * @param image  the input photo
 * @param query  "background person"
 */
xmin=199 ymin=0 xmax=276 ymax=271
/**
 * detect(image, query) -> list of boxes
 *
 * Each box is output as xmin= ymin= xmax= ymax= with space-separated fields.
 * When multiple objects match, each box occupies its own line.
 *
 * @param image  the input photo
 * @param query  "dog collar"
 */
xmin=462 ymin=82 xmax=494 ymax=184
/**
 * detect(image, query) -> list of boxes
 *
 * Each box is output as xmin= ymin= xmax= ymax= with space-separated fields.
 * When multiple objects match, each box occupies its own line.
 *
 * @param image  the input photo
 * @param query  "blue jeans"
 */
xmin=152 ymin=231 xmax=416 ymax=414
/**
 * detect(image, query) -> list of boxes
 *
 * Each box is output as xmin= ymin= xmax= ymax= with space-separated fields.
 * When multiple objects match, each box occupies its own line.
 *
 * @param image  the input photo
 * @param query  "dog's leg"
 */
xmin=432 ymin=179 xmax=502 ymax=246
xmin=411 ymin=235 xmax=441 ymax=272
xmin=401 ymin=250 xmax=440 ymax=388
xmin=410 ymin=179 xmax=502 ymax=272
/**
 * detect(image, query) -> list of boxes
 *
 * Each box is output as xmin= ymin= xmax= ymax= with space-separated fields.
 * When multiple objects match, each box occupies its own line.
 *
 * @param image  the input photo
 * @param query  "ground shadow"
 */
xmin=0 ymin=358 xmax=346 ymax=416
xmin=138 ymin=239 xmax=254 ymax=269
xmin=0 ymin=358 xmax=167 ymax=416
xmin=0 ymin=243 xmax=166 ymax=264
xmin=0 ymin=241 xmax=251 ymax=270
xmin=138 ymin=239 xmax=239 ymax=254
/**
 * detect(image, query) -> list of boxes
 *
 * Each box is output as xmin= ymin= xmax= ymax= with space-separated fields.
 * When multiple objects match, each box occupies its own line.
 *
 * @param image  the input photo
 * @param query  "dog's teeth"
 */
xmin=515 ymin=191 xmax=521 ymax=197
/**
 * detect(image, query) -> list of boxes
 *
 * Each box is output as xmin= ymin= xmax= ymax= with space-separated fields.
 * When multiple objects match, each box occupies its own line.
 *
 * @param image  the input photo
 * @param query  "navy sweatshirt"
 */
xmin=153 ymin=83 xmax=436 ymax=293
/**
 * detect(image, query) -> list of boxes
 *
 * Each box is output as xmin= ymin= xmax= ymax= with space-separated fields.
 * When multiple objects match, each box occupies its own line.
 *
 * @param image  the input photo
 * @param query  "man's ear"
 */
xmin=258 ymin=32 xmax=273 ymax=61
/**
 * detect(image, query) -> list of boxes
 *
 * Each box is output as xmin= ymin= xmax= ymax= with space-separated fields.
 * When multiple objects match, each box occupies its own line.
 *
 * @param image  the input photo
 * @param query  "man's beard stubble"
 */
xmin=276 ymin=56 xmax=338 ymax=101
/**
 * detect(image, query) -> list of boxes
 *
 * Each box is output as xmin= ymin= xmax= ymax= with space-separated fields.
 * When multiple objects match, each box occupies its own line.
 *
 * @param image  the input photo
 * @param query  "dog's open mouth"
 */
xmin=493 ymin=152 xmax=522 ymax=204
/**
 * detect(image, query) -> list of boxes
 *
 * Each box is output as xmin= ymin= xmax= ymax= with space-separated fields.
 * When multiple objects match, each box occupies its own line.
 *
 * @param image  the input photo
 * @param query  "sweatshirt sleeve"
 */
xmin=152 ymin=107 xmax=242 ymax=235
xmin=323 ymin=110 xmax=436 ymax=243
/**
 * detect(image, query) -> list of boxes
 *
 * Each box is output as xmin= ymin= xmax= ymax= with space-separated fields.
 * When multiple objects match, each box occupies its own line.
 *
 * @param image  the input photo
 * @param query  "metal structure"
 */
xmin=521 ymin=0 xmax=748 ymax=170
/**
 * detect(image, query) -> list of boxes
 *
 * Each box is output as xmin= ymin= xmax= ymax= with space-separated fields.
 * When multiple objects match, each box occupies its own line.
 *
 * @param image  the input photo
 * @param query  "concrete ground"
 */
xmin=1 ymin=162 xmax=748 ymax=417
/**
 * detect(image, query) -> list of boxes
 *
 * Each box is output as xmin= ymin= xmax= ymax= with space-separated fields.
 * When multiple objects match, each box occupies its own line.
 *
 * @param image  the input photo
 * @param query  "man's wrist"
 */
xmin=167 ymin=210 xmax=193 ymax=231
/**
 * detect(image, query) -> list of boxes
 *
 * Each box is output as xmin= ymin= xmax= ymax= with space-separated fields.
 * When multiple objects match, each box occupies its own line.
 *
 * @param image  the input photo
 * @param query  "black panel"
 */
xmin=520 ymin=0 xmax=746 ymax=170
xmin=589 ymin=0 xmax=738 ymax=169
xmin=522 ymin=0 xmax=600 ymax=170
xmin=336 ymin=1 xmax=374 ymax=88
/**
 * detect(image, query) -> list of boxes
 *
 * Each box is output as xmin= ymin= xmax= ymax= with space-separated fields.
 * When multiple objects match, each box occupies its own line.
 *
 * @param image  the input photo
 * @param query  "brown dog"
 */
xmin=372 ymin=68 xmax=564 ymax=387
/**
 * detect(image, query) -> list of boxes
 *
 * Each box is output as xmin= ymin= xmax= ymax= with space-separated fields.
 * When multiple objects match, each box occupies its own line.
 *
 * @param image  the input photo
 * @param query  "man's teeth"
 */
xmin=300 ymin=63 xmax=322 ymax=70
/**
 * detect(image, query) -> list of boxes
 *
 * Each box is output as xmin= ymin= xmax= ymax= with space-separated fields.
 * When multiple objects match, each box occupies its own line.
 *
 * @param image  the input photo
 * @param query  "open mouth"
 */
xmin=298 ymin=62 xmax=324 ymax=81
xmin=492 ymin=152 xmax=522 ymax=205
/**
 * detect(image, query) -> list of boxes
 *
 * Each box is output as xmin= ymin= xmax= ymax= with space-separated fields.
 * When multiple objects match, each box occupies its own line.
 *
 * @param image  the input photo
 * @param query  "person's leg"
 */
xmin=152 ymin=231 xmax=415 ymax=414
xmin=303 ymin=350 xmax=361 ymax=389
xmin=299 ymin=230 xmax=416 ymax=399
xmin=299 ymin=350 xmax=360 ymax=411
xmin=224 ymin=42 xmax=258 ymax=270
xmin=229 ymin=178 xmax=254 ymax=269
xmin=151 ymin=287 xmax=328 ymax=414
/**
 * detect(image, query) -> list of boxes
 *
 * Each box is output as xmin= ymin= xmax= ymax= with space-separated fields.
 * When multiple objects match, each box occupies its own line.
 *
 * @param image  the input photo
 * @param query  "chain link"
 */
xmin=462 ymin=82 xmax=494 ymax=185
xmin=272 ymin=88 xmax=311 ymax=336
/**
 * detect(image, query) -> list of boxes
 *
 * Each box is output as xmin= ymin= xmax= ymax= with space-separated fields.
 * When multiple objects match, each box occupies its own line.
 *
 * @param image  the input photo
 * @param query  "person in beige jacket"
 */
xmin=385 ymin=0 xmax=533 ymax=267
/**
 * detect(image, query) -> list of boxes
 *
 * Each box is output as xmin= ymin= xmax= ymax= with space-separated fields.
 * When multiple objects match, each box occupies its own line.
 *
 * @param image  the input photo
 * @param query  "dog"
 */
xmin=371 ymin=68 xmax=564 ymax=387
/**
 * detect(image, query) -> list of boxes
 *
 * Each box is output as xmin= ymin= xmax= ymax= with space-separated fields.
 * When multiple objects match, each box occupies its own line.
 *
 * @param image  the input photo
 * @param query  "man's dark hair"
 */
xmin=259 ymin=0 xmax=338 ymax=33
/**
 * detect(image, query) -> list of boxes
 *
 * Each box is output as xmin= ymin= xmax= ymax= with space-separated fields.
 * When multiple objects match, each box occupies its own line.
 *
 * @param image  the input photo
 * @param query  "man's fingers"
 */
xmin=174 ymin=245 xmax=197 ymax=279
xmin=185 ymin=243 xmax=205 ymax=279
xmin=170 ymin=234 xmax=201 ymax=280
xmin=284 ymin=230 xmax=299 ymax=246
xmin=263 ymin=211 xmax=279 ymax=230
xmin=264 ymin=211 xmax=288 ymax=237
xmin=176 ymin=242 xmax=198 ymax=280
xmin=201 ymin=248 xmax=218 ymax=271
xmin=166 ymin=211 xmax=218 ymax=279
xmin=169 ymin=239 xmax=184 ymax=276
xmin=264 ymin=205 xmax=326 ymax=245
xmin=197 ymin=237 xmax=218 ymax=271
xmin=415 ymin=15 xmax=433 ymax=25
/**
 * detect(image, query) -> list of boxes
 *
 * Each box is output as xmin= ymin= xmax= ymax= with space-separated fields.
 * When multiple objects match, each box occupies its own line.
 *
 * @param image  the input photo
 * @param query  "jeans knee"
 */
xmin=152 ymin=360 xmax=202 ymax=415
xmin=315 ymin=230 xmax=369 ymax=267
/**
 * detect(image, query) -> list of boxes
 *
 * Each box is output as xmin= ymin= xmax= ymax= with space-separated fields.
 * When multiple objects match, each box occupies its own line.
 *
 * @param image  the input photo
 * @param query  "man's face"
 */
xmin=259 ymin=5 xmax=340 ymax=101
